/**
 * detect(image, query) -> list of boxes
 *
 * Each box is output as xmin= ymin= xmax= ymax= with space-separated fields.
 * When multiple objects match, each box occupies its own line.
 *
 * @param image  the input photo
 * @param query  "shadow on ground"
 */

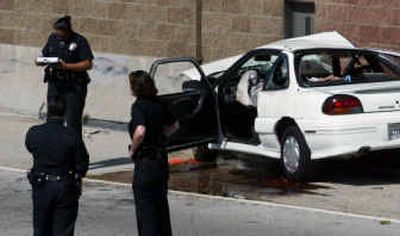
xmin=90 ymin=149 xmax=400 ymax=200
xmin=312 ymin=150 xmax=400 ymax=185
xmin=89 ymin=157 xmax=131 ymax=170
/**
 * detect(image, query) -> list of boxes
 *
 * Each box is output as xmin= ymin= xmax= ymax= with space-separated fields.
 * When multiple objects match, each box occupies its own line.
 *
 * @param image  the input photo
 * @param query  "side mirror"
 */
xmin=182 ymin=80 xmax=202 ymax=92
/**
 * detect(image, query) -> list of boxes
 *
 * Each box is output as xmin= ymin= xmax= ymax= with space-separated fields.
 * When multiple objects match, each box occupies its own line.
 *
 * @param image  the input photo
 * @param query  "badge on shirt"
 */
xmin=69 ymin=42 xmax=77 ymax=51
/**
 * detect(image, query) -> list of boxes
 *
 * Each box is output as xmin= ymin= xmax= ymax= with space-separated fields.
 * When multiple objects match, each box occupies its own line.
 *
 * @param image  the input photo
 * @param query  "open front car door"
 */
xmin=149 ymin=57 xmax=220 ymax=152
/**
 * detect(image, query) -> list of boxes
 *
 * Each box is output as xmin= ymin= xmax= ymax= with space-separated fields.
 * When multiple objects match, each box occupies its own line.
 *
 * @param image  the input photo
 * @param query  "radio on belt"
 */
xmin=36 ymin=57 xmax=61 ymax=65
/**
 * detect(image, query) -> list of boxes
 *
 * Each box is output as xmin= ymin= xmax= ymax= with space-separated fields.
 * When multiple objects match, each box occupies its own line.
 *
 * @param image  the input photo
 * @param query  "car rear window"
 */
xmin=296 ymin=50 xmax=400 ymax=87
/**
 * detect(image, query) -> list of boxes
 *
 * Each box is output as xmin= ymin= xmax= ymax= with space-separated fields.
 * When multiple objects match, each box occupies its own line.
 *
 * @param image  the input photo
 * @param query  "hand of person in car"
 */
xmin=309 ymin=74 xmax=342 ymax=83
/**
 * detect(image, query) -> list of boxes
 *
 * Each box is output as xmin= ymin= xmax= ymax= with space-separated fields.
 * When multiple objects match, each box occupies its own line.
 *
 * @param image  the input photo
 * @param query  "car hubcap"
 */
xmin=283 ymin=136 xmax=301 ymax=174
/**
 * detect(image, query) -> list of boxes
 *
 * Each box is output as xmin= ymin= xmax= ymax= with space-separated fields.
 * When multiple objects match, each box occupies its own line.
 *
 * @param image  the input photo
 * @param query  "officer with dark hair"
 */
xmin=25 ymin=95 xmax=89 ymax=236
xmin=36 ymin=15 xmax=94 ymax=134
xmin=128 ymin=70 xmax=178 ymax=236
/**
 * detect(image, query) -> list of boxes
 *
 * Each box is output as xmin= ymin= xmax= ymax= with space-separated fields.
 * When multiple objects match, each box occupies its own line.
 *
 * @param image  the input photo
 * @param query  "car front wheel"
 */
xmin=280 ymin=125 xmax=311 ymax=182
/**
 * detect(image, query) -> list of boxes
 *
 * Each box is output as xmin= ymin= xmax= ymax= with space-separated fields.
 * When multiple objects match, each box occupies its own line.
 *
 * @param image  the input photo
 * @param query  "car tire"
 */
xmin=280 ymin=125 xmax=312 ymax=182
xmin=194 ymin=145 xmax=218 ymax=162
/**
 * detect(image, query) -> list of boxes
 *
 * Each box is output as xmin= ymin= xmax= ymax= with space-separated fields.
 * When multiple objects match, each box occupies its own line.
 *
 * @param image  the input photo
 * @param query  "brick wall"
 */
xmin=5 ymin=0 xmax=399 ymax=62
xmin=315 ymin=0 xmax=400 ymax=51
xmin=0 ymin=0 xmax=284 ymax=62
xmin=0 ymin=0 xmax=197 ymax=58
xmin=201 ymin=0 xmax=284 ymax=61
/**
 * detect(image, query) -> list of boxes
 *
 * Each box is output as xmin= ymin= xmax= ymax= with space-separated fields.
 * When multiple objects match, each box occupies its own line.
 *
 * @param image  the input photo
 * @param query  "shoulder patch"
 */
xmin=69 ymin=42 xmax=78 ymax=51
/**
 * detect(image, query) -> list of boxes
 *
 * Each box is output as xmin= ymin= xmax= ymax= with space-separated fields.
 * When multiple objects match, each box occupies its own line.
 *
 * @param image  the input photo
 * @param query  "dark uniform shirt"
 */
xmin=25 ymin=118 xmax=89 ymax=177
xmin=42 ymin=32 xmax=94 ymax=83
xmin=129 ymin=99 xmax=175 ymax=148
xmin=130 ymin=99 xmax=175 ymax=236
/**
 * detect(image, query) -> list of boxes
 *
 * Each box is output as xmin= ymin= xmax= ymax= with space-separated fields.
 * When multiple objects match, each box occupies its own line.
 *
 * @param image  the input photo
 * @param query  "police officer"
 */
xmin=128 ymin=71 xmax=177 ymax=236
xmin=36 ymin=15 xmax=94 ymax=134
xmin=25 ymin=95 xmax=89 ymax=236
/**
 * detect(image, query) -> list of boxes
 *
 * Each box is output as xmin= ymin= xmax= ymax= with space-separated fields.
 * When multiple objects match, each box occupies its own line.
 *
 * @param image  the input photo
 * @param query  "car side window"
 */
xmin=235 ymin=54 xmax=279 ymax=81
xmin=222 ymin=53 xmax=279 ymax=106
xmin=265 ymin=57 xmax=289 ymax=90
xmin=152 ymin=61 xmax=202 ymax=95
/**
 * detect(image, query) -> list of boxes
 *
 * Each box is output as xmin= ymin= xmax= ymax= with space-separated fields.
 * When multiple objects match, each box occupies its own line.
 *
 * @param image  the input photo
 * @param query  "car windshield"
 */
xmin=296 ymin=50 xmax=400 ymax=87
xmin=239 ymin=55 xmax=279 ymax=78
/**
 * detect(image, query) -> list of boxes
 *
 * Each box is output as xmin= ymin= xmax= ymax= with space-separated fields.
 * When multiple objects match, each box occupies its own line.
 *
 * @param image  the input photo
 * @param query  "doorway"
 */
xmin=285 ymin=0 xmax=315 ymax=38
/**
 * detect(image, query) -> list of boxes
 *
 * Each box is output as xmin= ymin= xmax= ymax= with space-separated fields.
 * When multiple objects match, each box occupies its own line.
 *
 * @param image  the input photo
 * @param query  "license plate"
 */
xmin=388 ymin=123 xmax=400 ymax=140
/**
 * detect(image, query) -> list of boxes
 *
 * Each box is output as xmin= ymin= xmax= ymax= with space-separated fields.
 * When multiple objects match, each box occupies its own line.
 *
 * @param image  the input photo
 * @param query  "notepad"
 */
xmin=36 ymin=57 xmax=60 ymax=64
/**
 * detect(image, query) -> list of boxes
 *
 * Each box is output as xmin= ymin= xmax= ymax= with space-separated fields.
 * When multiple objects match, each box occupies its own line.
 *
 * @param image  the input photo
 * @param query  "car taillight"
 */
xmin=322 ymin=95 xmax=363 ymax=115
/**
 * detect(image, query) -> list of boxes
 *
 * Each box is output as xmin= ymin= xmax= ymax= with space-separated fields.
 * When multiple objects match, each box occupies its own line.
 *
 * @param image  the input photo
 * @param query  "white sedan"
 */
xmin=149 ymin=32 xmax=400 ymax=181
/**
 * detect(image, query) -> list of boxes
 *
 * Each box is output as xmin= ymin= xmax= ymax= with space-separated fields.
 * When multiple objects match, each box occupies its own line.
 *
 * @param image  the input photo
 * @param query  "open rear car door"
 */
xmin=149 ymin=57 xmax=220 ymax=152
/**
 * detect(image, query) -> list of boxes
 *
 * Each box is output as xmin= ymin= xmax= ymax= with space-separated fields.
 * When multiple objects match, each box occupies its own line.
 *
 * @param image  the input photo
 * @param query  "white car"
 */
xmin=149 ymin=32 xmax=400 ymax=181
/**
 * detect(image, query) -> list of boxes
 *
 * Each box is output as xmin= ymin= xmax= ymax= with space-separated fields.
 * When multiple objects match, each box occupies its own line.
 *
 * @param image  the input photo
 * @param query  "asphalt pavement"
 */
xmin=1 ymin=169 xmax=400 ymax=236
xmin=1 ymin=113 xmax=400 ymax=235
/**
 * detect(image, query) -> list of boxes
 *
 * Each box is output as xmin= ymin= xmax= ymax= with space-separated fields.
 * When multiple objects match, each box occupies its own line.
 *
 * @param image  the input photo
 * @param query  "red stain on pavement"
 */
xmin=264 ymin=177 xmax=330 ymax=194
xmin=168 ymin=157 xmax=199 ymax=166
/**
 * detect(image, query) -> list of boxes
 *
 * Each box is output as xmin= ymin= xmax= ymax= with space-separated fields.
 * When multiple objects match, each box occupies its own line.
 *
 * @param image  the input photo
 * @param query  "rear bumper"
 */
xmin=300 ymin=112 xmax=400 ymax=159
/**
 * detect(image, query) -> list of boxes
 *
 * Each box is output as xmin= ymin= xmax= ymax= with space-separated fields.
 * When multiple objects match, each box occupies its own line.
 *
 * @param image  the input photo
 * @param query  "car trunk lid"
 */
xmin=312 ymin=82 xmax=400 ymax=113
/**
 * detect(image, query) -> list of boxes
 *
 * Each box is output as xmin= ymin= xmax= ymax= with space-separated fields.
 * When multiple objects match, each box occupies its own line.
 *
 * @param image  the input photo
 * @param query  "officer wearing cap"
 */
xmin=25 ymin=95 xmax=89 ymax=236
xmin=36 ymin=15 xmax=94 ymax=134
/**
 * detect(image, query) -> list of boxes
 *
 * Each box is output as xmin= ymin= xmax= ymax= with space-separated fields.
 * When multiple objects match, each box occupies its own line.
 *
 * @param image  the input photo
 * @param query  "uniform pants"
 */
xmin=47 ymin=81 xmax=87 ymax=134
xmin=32 ymin=181 xmax=80 ymax=236
xmin=133 ymin=157 xmax=172 ymax=236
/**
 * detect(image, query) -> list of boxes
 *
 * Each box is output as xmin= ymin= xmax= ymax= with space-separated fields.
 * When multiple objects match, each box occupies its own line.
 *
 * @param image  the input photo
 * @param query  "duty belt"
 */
xmin=45 ymin=67 xmax=89 ymax=84
xmin=137 ymin=146 xmax=166 ymax=160
xmin=55 ymin=71 xmax=89 ymax=83
xmin=28 ymin=171 xmax=76 ymax=183
xmin=44 ymin=174 xmax=73 ymax=181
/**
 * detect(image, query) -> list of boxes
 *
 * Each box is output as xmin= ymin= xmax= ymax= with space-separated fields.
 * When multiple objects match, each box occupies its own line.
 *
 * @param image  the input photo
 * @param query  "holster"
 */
xmin=27 ymin=171 xmax=46 ymax=189
xmin=72 ymin=177 xmax=83 ymax=197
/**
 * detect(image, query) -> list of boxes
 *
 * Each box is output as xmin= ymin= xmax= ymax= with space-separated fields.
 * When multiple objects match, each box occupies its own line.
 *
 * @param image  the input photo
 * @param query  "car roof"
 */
xmin=182 ymin=32 xmax=356 ymax=80
xmin=367 ymin=48 xmax=400 ymax=57
xmin=257 ymin=31 xmax=355 ymax=51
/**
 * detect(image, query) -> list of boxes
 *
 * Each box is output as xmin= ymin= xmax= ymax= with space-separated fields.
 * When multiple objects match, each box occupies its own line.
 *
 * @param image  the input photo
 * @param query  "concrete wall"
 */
xmin=0 ymin=43 xmax=155 ymax=121
xmin=315 ymin=0 xmax=400 ymax=51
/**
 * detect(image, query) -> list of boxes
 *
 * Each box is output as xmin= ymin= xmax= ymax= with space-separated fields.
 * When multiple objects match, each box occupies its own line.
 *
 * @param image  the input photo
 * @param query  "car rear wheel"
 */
xmin=280 ymin=125 xmax=311 ymax=182
xmin=194 ymin=144 xmax=218 ymax=162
